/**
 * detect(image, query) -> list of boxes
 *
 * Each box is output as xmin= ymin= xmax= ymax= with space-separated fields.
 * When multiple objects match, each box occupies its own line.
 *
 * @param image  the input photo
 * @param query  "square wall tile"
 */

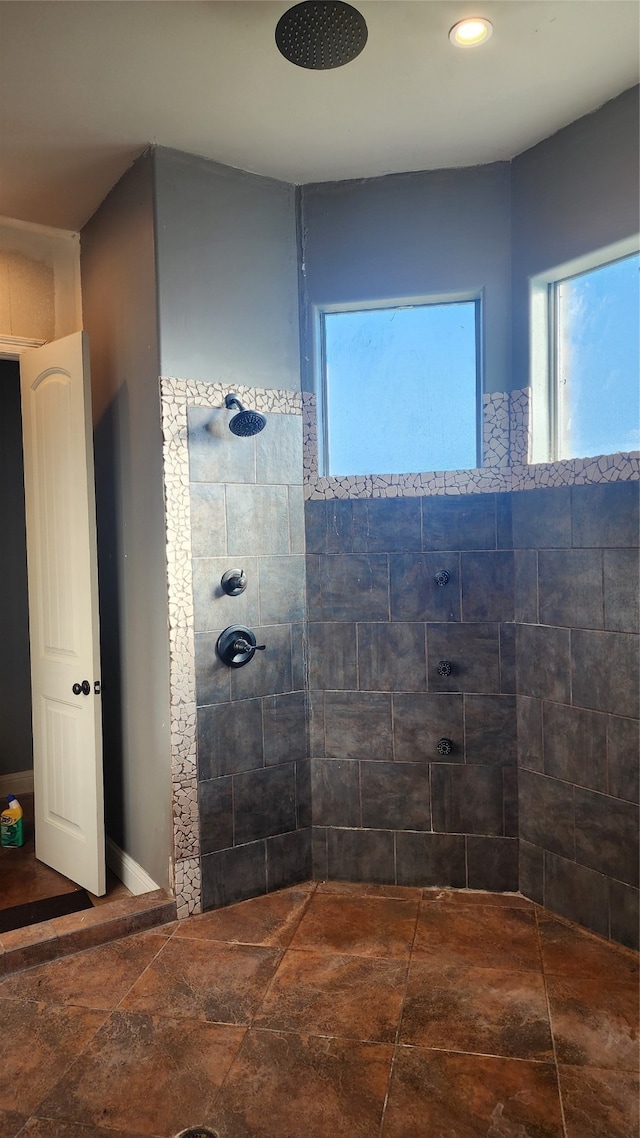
xmin=390 ymin=553 xmax=460 ymax=622
xmin=326 ymin=827 xmax=395 ymax=884
xmin=467 ymin=836 xmax=519 ymax=892
xmin=516 ymin=696 xmax=543 ymax=773
xmin=192 ymin=556 xmax=259 ymax=633
xmin=464 ymin=695 xmax=516 ymax=765
xmin=233 ymin=765 xmax=297 ymax=845
xmin=542 ymin=702 xmax=607 ymax=792
xmin=230 ymin=624 xmax=293 ymax=700
xmin=312 ymin=826 xmax=328 ymax=879
xmin=518 ymin=769 xmax=575 ymax=860
xmin=258 ymin=556 xmax=306 ymax=625
xmin=516 ymin=624 xmax=571 ymax=703
xmin=226 ymin=484 xmax=290 ymax=556
xmin=538 ymin=549 xmax=603 ymax=630
xmin=393 ymin=693 xmax=464 ymax=764
xmin=256 ymin=413 xmax=303 ymax=486
xmin=195 ymin=631 xmax=231 ymax=707
xmin=514 ymin=549 xmax=538 ymax=623
xmin=188 ymin=404 xmax=256 ymax=484
xmin=190 ymin=483 xmax=227 ymax=558
xmin=571 ymin=481 xmax=640 ymax=548
xmin=574 ymin=786 xmax=639 ymax=887
xmin=461 ymin=551 xmax=514 ymax=622
xmin=604 ymin=549 xmax=640 ymax=633
xmin=357 ymin=623 xmax=427 ymax=693
xmin=422 ymin=494 xmax=497 ymax=551
xmin=571 ymin=629 xmax=639 ymax=719
xmin=296 ymin=759 xmax=312 ymax=828
xmin=395 ymin=832 xmax=466 ymax=888
xmin=202 ymin=841 xmax=267 ymax=909
xmin=311 ymin=758 xmax=361 ymax=828
xmin=197 ymin=698 xmax=263 ymax=780
xmin=351 ymin=497 xmax=422 ymax=553
xmin=607 ymin=715 xmax=639 ymax=804
xmin=543 ymin=850 xmax=609 ymax=938
xmin=431 ymin=764 xmax=504 ymax=835
xmin=263 ymin=692 xmax=307 ymax=766
xmin=307 ymin=622 xmax=357 ymax=690
xmin=519 ymin=839 xmax=544 ymax=904
xmin=266 ymin=828 xmax=312 ymax=892
xmin=324 ymin=691 xmax=393 ymax=760
xmin=360 ymin=761 xmax=431 ymax=831
xmin=609 ymin=879 xmax=640 ymax=951
xmin=199 ymin=777 xmax=233 ymax=854
xmin=427 ymin=623 xmax=500 ymax=694
xmin=319 ymin=554 xmax=390 ymax=622
xmin=511 ymin=486 xmax=571 ymax=549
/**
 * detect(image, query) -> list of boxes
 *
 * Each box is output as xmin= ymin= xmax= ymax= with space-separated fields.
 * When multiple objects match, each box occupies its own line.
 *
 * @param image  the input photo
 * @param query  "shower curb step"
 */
xmin=0 ymin=888 xmax=177 ymax=975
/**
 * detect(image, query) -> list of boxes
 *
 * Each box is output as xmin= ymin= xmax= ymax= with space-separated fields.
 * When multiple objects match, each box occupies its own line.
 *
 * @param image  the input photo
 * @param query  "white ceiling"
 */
xmin=0 ymin=0 xmax=638 ymax=231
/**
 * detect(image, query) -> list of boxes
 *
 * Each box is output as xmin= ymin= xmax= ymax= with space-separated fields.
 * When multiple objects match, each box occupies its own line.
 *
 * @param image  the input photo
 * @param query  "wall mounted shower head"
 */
xmin=224 ymin=394 xmax=267 ymax=437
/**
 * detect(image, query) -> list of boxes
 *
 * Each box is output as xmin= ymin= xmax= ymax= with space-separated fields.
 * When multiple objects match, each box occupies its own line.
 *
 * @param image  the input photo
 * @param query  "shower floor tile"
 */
xmin=399 ymin=959 xmax=553 ymax=1060
xmin=382 ymin=1048 xmax=565 ymax=1138
xmin=288 ymin=891 xmax=419 ymax=958
xmin=3 ymin=880 xmax=638 ymax=1137
xmin=254 ymin=948 xmax=408 ymax=1042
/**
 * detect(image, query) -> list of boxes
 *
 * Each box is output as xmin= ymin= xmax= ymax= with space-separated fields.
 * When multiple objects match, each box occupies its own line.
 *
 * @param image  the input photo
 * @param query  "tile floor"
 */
xmin=0 ymin=880 xmax=637 ymax=1138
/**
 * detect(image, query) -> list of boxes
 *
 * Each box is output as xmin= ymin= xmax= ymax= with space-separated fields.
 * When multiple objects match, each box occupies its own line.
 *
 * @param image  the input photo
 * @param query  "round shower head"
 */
xmin=275 ymin=1 xmax=368 ymax=70
xmin=225 ymin=394 xmax=267 ymax=437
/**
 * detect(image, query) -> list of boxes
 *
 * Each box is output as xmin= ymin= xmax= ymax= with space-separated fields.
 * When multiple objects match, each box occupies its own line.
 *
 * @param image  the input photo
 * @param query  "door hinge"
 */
xmin=94 ymin=680 xmax=102 ymax=695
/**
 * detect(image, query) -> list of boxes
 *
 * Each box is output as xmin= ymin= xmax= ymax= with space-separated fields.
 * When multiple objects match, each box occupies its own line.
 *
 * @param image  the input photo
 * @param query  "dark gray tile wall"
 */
xmin=515 ymin=482 xmax=640 ymax=949
xmin=306 ymin=494 xmax=519 ymax=894
xmin=191 ymin=407 xmax=312 ymax=908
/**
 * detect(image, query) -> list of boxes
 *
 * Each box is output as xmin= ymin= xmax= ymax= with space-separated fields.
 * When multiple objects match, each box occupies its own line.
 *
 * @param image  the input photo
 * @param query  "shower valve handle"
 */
xmin=216 ymin=626 xmax=266 ymax=668
xmin=233 ymin=638 xmax=265 ymax=654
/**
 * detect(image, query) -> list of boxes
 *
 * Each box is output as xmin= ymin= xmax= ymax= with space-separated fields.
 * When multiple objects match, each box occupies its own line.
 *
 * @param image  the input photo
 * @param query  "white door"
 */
xmin=20 ymin=332 xmax=105 ymax=895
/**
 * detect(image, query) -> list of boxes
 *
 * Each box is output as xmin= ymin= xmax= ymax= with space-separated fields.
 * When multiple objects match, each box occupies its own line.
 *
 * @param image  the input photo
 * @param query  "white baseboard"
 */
xmin=106 ymin=838 xmax=160 ymax=896
xmin=0 ymin=769 xmax=34 ymax=797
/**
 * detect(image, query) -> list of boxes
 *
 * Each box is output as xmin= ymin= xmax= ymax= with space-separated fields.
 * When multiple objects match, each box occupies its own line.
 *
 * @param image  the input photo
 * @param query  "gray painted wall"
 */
xmin=81 ymin=152 xmax=172 ymax=889
xmin=299 ymin=163 xmax=512 ymax=394
xmin=154 ymin=148 xmax=300 ymax=390
xmin=511 ymin=85 xmax=639 ymax=390
xmin=0 ymin=361 xmax=33 ymax=777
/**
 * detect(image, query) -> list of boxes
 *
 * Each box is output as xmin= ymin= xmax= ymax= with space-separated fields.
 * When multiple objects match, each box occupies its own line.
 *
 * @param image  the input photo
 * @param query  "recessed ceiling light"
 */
xmin=449 ymin=17 xmax=493 ymax=47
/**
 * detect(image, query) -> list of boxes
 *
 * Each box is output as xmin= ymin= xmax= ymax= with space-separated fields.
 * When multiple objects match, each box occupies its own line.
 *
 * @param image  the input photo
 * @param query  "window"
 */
xmin=531 ymin=246 xmax=639 ymax=463
xmin=319 ymin=299 xmax=480 ymax=477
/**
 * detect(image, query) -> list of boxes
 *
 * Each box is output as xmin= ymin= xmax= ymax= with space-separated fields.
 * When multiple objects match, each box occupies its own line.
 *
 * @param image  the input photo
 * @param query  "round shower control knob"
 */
xmin=437 ymin=660 xmax=452 ymax=677
xmin=434 ymin=570 xmax=450 ymax=587
xmin=437 ymin=738 xmax=453 ymax=756
xmin=216 ymin=626 xmax=266 ymax=668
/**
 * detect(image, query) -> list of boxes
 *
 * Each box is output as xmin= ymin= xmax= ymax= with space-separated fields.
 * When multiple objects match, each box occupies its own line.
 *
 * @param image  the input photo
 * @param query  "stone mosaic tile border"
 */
xmin=302 ymin=387 xmax=639 ymax=499
xmin=160 ymin=376 xmax=304 ymax=917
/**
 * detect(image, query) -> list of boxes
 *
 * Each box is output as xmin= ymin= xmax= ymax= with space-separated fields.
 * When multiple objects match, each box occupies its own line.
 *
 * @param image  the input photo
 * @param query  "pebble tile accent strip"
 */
xmin=302 ymin=387 xmax=639 ymax=500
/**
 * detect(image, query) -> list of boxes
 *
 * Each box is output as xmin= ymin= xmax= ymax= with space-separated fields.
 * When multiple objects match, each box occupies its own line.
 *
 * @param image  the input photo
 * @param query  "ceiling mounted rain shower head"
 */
xmin=275 ymin=1 xmax=368 ymax=70
xmin=224 ymin=394 xmax=267 ymax=437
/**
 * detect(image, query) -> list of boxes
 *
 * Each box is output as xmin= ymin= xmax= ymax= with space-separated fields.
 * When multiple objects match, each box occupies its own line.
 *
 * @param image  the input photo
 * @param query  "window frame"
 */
xmin=314 ymin=292 xmax=484 ymax=478
xmin=529 ymin=237 xmax=640 ymax=465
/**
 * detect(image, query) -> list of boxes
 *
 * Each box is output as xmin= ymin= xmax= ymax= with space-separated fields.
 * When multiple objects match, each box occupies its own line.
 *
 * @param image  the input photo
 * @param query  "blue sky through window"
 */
xmin=324 ymin=302 xmax=478 ymax=476
xmin=557 ymin=252 xmax=639 ymax=459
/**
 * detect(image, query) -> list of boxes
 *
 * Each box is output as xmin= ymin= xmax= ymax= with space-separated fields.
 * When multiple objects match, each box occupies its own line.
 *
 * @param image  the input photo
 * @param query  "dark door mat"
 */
xmin=0 ymin=888 xmax=92 ymax=934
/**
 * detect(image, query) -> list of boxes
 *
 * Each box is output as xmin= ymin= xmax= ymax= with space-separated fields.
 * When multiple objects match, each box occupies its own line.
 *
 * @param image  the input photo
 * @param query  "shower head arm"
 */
xmin=224 ymin=393 xmax=245 ymax=412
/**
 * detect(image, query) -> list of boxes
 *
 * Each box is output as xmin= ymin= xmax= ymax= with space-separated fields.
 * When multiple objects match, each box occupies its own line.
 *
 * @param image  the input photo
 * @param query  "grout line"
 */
xmin=536 ymin=905 xmax=570 ymax=1138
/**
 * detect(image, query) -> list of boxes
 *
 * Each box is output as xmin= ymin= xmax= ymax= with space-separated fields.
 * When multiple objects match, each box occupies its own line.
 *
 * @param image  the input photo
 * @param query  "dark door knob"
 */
xmin=72 ymin=680 xmax=91 ymax=695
